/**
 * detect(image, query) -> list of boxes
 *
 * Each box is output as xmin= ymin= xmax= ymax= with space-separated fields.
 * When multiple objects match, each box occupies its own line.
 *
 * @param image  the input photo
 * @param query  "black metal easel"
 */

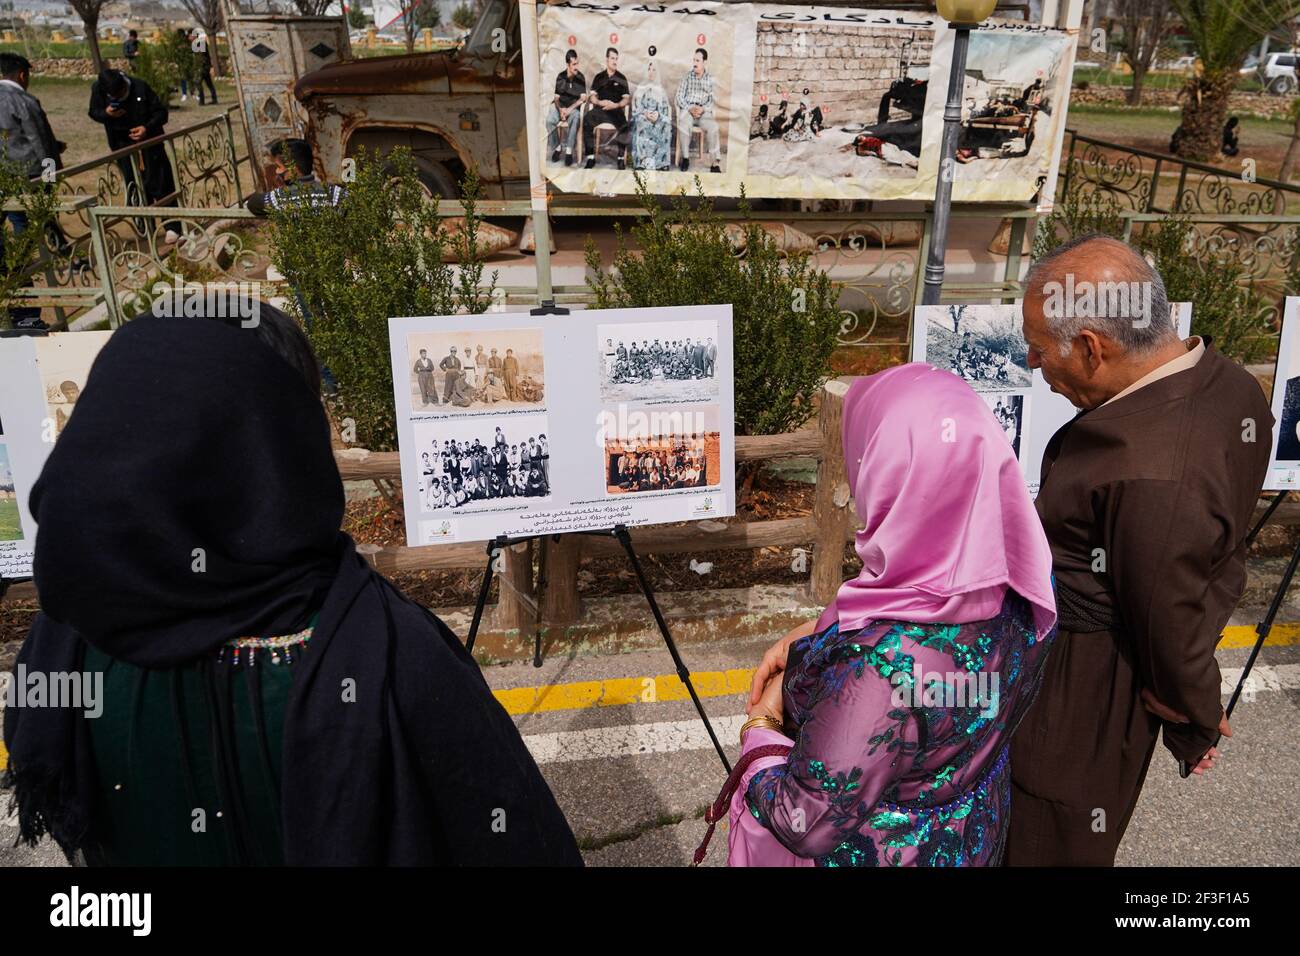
xmin=1178 ymin=490 xmax=1293 ymax=777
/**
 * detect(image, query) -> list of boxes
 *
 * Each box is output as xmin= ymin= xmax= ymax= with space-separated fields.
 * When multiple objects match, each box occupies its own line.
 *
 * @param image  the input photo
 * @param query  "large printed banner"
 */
xmin=535 ymin=2 xmax=1073 ymax=202
xmin=389 ymin=305 xmax=736 ymax=545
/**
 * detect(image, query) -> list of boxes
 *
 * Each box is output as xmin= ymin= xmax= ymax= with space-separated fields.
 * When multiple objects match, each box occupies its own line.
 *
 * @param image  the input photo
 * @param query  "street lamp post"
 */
xmin=920 ymin=0 xmax=998 ymax=306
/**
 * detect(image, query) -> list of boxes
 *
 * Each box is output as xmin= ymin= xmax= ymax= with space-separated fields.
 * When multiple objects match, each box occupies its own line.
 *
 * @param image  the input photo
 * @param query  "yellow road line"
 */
xmin=492 ymin=625 xmax=1300 ymax=716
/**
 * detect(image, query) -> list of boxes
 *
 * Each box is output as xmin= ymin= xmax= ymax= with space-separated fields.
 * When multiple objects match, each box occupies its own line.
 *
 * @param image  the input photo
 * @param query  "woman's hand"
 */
xmin=749 ymin=619 xmax=817 ymax=706
xmin=748 ymin=672 xmax=785 ymax=724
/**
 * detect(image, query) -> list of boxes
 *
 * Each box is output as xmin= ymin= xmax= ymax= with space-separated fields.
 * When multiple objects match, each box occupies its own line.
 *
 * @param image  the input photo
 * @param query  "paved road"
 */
xmin=3 ymin=610 xmax=1296 ymax=867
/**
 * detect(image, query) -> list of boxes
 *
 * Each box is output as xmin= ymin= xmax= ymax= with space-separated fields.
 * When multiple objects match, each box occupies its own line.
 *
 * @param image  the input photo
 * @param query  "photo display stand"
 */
xmin=388 ymin=302 xmax=738 ymax=773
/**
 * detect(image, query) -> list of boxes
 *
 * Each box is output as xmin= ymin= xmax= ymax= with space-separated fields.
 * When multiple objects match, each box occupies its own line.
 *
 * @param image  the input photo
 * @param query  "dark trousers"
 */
xmin=196 ymin=70 xmax=217 ymax=105
xmin=1007 ymin=627 xmax=1161 ymax=866
xmin=582 ymin=108 xmax=628 ymax=157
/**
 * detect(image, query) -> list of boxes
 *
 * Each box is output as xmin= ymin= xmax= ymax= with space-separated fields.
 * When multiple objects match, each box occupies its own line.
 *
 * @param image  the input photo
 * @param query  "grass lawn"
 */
xmin=27 ymin=74 xmax=240 ymax=168
xmin=0 ymin=497 xmax=22 ymax=543
xmin=1066 ymin=102 xmax=1296 ymax=180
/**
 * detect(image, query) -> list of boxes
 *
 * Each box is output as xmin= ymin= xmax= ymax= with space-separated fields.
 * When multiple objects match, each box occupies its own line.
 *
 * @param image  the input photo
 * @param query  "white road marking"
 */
xmin=518 ymin=665 xmax=1300 ymax=765
xmin=523 ymin=714 xmax=746 ymax=765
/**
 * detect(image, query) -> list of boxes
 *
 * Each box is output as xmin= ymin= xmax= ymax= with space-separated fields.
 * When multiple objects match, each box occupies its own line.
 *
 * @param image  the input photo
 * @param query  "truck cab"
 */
xmin=293 ymin=0 xmax=527 ymax=198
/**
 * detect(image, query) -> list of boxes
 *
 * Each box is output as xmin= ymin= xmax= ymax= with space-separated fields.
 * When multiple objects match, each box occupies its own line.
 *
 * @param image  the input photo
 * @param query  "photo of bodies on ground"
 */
xmin=407 ymin=328 xmax=545 ymax=413
xmin=926 ymin=304 xmax=1033 ymax=391
xmin=598 ymin=318 xmax=720 ymax=404
xmin=0 ymin=440 xmax=19 ymax=543
xmin=747 ymin=21 xmax=931 ymax=182
xmin=981 ymin=392 xmax=1026 ymax=460
xmin=413 ymin=417 xmax=552 ymax=511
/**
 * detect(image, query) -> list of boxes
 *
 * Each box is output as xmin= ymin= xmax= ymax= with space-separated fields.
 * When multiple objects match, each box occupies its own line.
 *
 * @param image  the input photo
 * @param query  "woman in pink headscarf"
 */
xmin=728 ymin=364 xmax=1057 ymax=867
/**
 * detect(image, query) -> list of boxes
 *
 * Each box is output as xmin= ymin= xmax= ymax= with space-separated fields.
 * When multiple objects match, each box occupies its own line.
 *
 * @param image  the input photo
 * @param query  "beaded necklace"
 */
xmin=216 ymin=625 xmax=313 ymax=667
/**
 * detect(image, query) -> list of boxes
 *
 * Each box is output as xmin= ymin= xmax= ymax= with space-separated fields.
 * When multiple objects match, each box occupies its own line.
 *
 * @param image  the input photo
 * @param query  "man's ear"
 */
xmin=1078 ymin=329 xmax=1106 ymax=373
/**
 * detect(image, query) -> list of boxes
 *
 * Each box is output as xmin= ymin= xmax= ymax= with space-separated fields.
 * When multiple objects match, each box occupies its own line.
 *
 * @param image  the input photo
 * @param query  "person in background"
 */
xmin=546 ymin=48 xmax=586 ymax=166
xmin=122 ymin=29 xmax=140 ymax=68
xmin=583 ymin=46 xmax=630 ymax=170
xmin=737 ymin=364 xmax=1058 ymax=866
xmin=0 ymin=51 xmax=71 ymax=328
xmin=245 ymin=137 xmax=343 ymax=216
xmin=88 ymin=67 xmax=179 ymax=241
xmin=3 ymin=298 xmax=583 ymax=867
xmin=676 ymin=48 xmax=721 ymax=173
xmin=191 ymin=29 xmax=218 ymax=106
xmin=1222 ymin=116 xmax=1240 ymax=157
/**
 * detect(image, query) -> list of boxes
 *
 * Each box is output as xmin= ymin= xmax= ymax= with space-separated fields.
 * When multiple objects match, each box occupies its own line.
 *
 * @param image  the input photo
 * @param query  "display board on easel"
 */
xmin=1265 ymin=296 xmax=1300 ymax=491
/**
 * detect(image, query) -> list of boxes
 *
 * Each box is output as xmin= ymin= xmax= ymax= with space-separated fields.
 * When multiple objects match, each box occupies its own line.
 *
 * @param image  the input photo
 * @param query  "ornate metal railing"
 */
xmin=1060 ymin=128 xmax=1300 ymax=217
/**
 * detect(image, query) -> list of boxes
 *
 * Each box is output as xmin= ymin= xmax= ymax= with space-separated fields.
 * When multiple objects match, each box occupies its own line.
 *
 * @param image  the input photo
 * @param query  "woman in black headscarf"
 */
xmin=4 ymin=303 xmax=582 ymax=866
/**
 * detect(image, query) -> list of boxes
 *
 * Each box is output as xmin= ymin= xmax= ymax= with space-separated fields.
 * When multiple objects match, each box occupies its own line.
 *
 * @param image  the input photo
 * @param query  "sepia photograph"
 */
xmin=602 ymin=404 xmax=721 ymax=496
xmin=926 ymin=304 xmax=1033 ymax=391
xmin=747 ymin=21 xmax=931 ymax=182
xmin=412 ymin=416 xmax=552 ymax=511
xmin=0 ymin=443 xmax=20 ymax=542
xmin=598 ymin=318 xmax=720 ymax=404
xmin=981 ymin=392 xmax=1026 ymax=461
xmin=407 ymin=328 xmax=546 ymax=414
xmin=34 ymin=332 xmax=110 ymax=439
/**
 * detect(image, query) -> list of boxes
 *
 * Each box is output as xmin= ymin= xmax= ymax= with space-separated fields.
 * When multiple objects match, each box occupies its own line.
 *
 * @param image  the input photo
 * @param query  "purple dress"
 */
xmin=733 ymin=590 xmax=1055 ymax=866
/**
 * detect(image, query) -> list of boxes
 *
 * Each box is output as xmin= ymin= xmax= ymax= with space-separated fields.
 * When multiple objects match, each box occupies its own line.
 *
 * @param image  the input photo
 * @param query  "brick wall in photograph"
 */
xmin=752 ymin=23 xmax=933 ymax=126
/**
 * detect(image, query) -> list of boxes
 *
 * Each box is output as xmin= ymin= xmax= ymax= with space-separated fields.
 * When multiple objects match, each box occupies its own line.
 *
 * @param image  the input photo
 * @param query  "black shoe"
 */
xmin=679 ymin=157 xmax=689 ymax=172
xmin=585 ymin=157 xmax=595 ymax=169
xmin=565 ymin=152 xmax=574 ymax=166
xmin=710 ymin=164 xmax=722 ymax=173
xmin=551 ymin=148 xmax=562 ymax=163
xmin=617 ymin=157 xmax=626 ymax=170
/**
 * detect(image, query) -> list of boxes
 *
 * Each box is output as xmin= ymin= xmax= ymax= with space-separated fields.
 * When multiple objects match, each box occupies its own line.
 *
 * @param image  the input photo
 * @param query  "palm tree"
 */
xmin=1170 ymin=0 xmax=1300 ymax=160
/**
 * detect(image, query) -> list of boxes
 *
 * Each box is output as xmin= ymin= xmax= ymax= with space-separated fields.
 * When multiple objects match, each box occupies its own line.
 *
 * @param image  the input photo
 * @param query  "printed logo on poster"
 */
xmin=419 ymin=518 xmax=457 ymax=542
xmin=689 ymin=495 xmax=718 ymax=518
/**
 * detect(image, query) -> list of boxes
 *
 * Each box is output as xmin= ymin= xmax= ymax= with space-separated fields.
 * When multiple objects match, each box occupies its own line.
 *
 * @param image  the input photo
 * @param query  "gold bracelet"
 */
xmin=740 ymin=715 xmax=783 ymax=741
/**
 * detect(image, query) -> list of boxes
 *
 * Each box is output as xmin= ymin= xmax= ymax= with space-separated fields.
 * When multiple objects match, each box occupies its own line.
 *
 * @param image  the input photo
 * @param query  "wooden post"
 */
xmin=808 ymin=378 xmax=853 ymax=606
xmin=494 ymin=540 xmax=535 ymax=630
xmin=540 ymin=535 xmax=581 ymax=626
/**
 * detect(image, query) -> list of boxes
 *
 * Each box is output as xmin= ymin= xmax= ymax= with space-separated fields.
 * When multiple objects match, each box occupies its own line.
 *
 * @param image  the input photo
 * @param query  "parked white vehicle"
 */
xmin=1245 ymin=51 xmax=1299 ymax=94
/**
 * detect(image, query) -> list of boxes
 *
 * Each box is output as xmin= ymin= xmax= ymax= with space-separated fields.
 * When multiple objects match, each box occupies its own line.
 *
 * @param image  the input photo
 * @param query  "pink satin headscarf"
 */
xmin=814 ymin=364 xmax=1056 ymax=640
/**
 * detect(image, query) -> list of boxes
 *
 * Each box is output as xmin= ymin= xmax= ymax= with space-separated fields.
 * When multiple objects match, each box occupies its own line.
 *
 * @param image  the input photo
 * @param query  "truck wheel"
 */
xmin=1270 ymin=75 xmax=1296 ymax=95
xmin=413 ymin=158 xmax=460 ymax=199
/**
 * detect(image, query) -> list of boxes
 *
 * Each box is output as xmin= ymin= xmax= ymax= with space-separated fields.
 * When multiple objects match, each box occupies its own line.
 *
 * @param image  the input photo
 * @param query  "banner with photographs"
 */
xmin=388 ymin=305 xmax=735 ymax=546
xmin=0 ymin=331 xmax=113 ymax=579
xmin=912 ymin=302 xmax=1192 ymax=497
xmin=534 ymin=2 xmax=1073 ymax=203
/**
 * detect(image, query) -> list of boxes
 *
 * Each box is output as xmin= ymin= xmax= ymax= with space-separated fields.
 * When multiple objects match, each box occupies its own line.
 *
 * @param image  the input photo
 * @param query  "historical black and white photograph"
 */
xmin=602 ymin=405 xmax=721 ymax=495
xmin=747 ymin=21 xmax=932 ymax=182
xmin=412 ymin=417 xmax=552 ymax=511
xmin=35 ymin=332 xmax=110 ymax=439
xmin=407 ymin=328 xmax=546 ymax=413
xmin=598 ymin=318 xmax=720 ymax=404
xmin=981 ymin=392 xmax=1026 ymax=461
xmin=927 ymin=304 xmax=1033 ymax=391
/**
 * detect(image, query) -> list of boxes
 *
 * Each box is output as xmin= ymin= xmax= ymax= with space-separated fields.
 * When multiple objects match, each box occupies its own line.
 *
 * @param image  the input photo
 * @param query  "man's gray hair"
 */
xmin=1024 ymin=233 xmax=1174 ymax=357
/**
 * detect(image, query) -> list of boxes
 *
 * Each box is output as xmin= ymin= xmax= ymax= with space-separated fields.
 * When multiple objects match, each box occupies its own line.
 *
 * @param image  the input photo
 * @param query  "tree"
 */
xmin=416 ymin=1 xmax=441 ymax=30
xmin=179 ymin=0 xmax=226 ymax=75
xmin=291 ymin=0 xmax=338 ymax=14
xmin=346 ymin=2 xmax=368 ymax=29
xmin=1170 ymin=0 xmax=1300 ymax=160
xmin=68 ymin=0 xmax=107 ymax=73
xmin=1113 ymin=0 xmax=1177 ymax=105
xmin=452 ymin=2 xmax=476 ymax=31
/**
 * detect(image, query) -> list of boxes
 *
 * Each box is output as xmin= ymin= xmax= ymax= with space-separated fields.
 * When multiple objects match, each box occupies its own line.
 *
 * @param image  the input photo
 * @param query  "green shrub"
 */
xmin=586 ymin=178 xmax=842 ymax=436
xmin=0 ymin=158 xmax=61 ymax=331
xmin=267 ymin=147 xmax=495 ymax=451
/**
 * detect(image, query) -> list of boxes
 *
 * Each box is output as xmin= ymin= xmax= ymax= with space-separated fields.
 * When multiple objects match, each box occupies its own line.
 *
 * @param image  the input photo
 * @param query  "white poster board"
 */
xmin=1264 ymin=296 xmax=1300 ymax=491
xmin=912 ymin=302 xmax=1192 ymax=496
xmin=388 ymin=305 xmax=736 ymax=545
xmin=0 ymin=330 xmax=113 ymax=580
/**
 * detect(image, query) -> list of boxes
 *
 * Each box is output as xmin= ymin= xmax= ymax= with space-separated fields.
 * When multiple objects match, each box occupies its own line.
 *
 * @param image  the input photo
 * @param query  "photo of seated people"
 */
xmin=420 ymin=428 xmax=551 ymax=509
xmin=607 ymin=335 xmax=717 ymax=385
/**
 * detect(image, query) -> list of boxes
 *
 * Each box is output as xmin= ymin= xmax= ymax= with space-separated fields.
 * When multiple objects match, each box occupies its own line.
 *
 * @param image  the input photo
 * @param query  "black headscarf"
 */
xmin=5 ymin=314 xmax=581 ymax=866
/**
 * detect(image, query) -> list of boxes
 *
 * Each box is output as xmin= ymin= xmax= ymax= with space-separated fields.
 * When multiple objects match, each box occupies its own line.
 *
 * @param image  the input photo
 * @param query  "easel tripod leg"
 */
xmin=614 ymin=526 xmax=732 ymax=773
xmin=466 ymin=543 xmax=500 ymax=654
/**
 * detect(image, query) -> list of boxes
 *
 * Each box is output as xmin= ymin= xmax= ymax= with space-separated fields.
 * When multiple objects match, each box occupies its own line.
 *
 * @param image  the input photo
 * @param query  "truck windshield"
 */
xmin=464 ymin=0 xmax=512 ymax=56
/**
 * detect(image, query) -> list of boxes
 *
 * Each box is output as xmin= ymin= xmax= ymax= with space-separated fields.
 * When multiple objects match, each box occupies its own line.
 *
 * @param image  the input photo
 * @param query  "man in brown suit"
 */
xmin=1009 ymin=234 xmax=1272 ymax=865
